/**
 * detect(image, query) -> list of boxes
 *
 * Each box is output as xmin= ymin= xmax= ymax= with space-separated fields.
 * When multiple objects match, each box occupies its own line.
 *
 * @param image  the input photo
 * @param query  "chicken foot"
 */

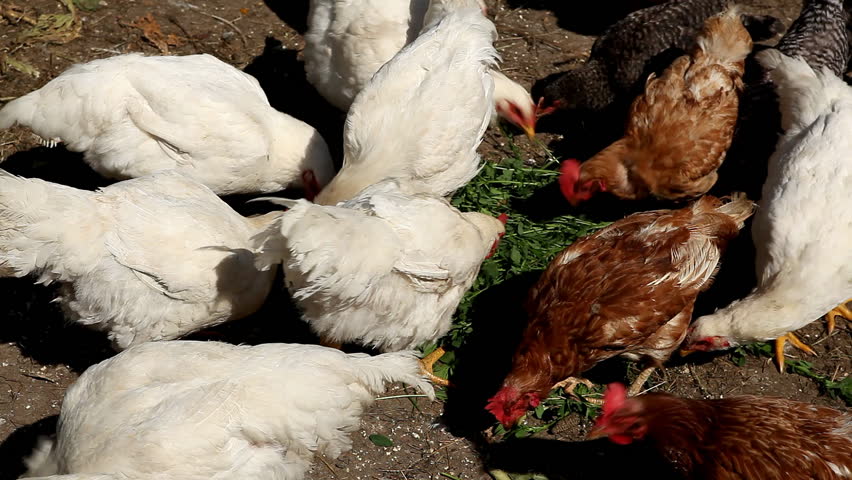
xmin=627 ymin=366 xmax=657 ymax=397
xmin=824 ymin=299 xmax=852 ymax=334
xmin=419 ymin=347 xmax=451 ymax=387
xmin=774 ymin=332 xmax=816 ymax=372
xmin=552 ymin=377 xmax=603 ymax=405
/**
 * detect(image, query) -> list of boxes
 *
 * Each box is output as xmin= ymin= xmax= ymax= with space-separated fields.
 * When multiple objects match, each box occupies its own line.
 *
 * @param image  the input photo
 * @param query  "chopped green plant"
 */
xmin=368 ymin=434 xmax=393 ymax=447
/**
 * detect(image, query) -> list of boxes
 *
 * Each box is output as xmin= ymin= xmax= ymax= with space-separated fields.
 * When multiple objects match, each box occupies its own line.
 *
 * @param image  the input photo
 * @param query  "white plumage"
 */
xmin=255 ymin=179 xmax=506 ymax=351
xmin=686 ymin=50 xmax=852 ymax=347
xmin=21 ymin=341 xmax=433 ymax=479
xmin=0 ymin=53 xmax=334 ymax=196
xmin=0 ymin=170 xmax=280 ymax=349
xmin=314 ymin=9 xmax=498 ymax=205
xmin=304 ymin=0 xmax=536 ymax=138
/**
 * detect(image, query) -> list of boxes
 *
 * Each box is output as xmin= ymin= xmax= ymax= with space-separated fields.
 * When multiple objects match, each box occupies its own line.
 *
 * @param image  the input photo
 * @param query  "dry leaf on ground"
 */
xmin=125 ymin=13 xmax=184 ymax=54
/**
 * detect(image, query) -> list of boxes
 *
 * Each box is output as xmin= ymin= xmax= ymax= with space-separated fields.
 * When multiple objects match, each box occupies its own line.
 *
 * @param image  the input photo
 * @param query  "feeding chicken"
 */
xmin=0 ymin=53 xmax=333 ymax=196
xmin=254 ymin=179 xmax=506 ymax=385
xmin=20 ymin=341 xmax=433 ymax=479
xmin=559 ymin=7 xmax=751 ymax=205
xmin=589 ymin=383 xmax=852 ymax=479
xmin=684 ymin=50 xmax=852 ymax=371
xmin=538 ymin=0 xmax=762 ymax=115
xmin=304 ymin=0 xmax=538 ymax=138
xmin=486 ymin=194 xmax=754 ymax=427
xmin=313 ymin=8 xmax=498 ymax=205
xmin=0 ymin=170 xmax=280 ymax=349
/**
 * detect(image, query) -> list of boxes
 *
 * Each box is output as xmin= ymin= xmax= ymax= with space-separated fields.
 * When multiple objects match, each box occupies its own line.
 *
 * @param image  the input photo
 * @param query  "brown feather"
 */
xmin=500 ymin=195 xmax=754 ymax=399
xmin=631 ymin=393 xmax=852 ymax=479
xmin=578 ymin=7 xmax=750 ymax=201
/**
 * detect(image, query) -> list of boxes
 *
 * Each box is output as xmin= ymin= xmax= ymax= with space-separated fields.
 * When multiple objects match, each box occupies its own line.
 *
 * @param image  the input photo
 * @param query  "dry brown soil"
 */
xmin=0 ymin=0 xmax=849 ymax=479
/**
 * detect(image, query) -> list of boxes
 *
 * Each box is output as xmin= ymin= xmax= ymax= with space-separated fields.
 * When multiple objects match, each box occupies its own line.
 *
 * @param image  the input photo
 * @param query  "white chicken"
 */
xmin=254 ymin=179 xmax=506 ymax=384
xmin=303 ymin=0 xmax=538 ymax=137
xmin=0 ymin=53 xmax=334 ymax=196
xmin=0 ymin=170 xmax=280 ymax=349
xmin=20 ymin=341 xmax=433 ymax=479
xmin=683 ymin=50 xmax=852 ymax=370
xmin=314 ymin=8 xmax=497 ymax=206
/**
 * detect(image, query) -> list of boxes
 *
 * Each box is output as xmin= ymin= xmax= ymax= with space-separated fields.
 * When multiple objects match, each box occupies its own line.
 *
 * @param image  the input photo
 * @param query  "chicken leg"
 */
xmin=552 ymin=377 xmax=603 ymax=405
xmin=420 ymin=347 xmax=450 ymax=387
xmin=627 ymin=366 xmax=656 ymax=397
xmin=824 ymin=299 xmax=852 ymax=334
xmin=774 ymin=332 xmax=816 ymax=372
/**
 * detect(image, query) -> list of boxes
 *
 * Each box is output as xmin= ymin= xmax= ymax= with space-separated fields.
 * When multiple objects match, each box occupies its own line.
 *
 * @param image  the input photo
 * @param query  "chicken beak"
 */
xmin=522 ymin=123 xmax=536 ymax=139
xmin=679 ymin=348 xmax=695 ymax=357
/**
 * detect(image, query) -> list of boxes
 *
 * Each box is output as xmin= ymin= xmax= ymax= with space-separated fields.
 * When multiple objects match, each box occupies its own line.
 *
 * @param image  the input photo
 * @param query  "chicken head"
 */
xmin=493 ymin=71 xmax=538 ymax=138
xmin=485 ymin=386 xmax=542 ymax=427
xmin=559 ymin=159 xmax=605 ymax=206
xmin=586 ymin=383 xmax=647 ymax=445
xmin=485 ymin=213 xmax=509 ymax=259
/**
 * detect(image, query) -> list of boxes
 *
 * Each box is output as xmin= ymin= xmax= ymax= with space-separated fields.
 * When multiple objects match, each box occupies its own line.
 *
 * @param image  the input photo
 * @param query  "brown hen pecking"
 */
xmin=486 ymin=194 xmax=754 ymax=427
xmin=589 ymin=383 xmax=852 ymax=479
xmin=560 ymin=7 xmax=751 ymax=205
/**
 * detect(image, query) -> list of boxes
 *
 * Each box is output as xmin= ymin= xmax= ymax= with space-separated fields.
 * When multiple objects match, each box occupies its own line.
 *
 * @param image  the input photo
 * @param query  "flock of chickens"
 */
xmin=0 ymin=0 xmax=850 ymax=478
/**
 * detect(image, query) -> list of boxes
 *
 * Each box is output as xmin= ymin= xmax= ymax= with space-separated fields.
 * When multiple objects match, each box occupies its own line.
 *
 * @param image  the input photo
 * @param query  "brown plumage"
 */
xmin=485 ymin=195 xmax=754 ymax=427
xmin=559 ymin=7 xmax=752 ymax=205
xmin=590 ymin=384 xmax=852 ymax=480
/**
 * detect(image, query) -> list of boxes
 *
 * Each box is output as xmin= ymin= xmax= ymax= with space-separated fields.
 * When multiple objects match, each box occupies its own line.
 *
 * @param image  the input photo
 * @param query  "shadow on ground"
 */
xmin=0 ymin=415 xmax=58 ymax=480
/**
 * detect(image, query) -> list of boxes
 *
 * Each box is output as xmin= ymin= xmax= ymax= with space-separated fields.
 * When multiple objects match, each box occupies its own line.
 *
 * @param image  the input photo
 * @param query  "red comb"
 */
xmin=558 ymin=159 xmax=582 ymax=204
xmin=497 ymin=213 xmax=509 ymax=225
xmin=602 ymin=383 xmax=628 ymax=416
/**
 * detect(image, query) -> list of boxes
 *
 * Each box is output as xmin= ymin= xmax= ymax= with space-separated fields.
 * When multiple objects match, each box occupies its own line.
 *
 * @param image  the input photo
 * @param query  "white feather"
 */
xmin=315 ymin=9 xmax=498 ymax=205
xmin=21 ymin=341 xmax=433 ymax=479
xmin=0 ymin=53 xmax=334 ymax=195
xmin=689 ymin=52 xmax=852 ymax=343
xmin=255 ymin=179 xmax=505 ymax=351
xmin=0 ymin=170 xmax=281 ymax=349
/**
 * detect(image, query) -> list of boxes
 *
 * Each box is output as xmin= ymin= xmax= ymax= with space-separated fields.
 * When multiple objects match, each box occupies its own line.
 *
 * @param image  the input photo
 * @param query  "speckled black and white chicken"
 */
xmin=538 ymin=0 xmax=779 ymax=115
xmin=304 ymin=0 xmax=538 ymax=136
xmin=20 ymin=341 xmax=433 ymax=479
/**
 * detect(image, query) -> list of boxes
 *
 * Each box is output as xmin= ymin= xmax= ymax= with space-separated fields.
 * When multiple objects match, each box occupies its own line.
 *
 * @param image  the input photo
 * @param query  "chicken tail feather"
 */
xmin=0 ymin=169 xmax=94 ymax=281
xmin=353 ymin=350 xmax=436 ymax=400
xmin=696 ymin=5 xmax=752 ymax=64
xmin=713 ymin=192 xmax=755 ymax=228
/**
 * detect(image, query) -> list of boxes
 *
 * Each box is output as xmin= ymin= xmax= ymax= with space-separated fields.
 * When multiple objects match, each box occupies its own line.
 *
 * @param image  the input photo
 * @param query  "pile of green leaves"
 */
xmin=422 ymin=143 xmax=609 ymax=430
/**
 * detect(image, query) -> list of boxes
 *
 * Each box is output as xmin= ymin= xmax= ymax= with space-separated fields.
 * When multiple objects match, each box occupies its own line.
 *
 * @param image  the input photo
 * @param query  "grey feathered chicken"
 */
xmin=537 ymin=0 xmax=781 ymax=113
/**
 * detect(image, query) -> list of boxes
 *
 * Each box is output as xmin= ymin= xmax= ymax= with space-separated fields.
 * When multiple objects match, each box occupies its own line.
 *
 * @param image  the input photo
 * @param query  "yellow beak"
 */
xmin=679 ymin=349 xmax=695 ymax=357
xmin=522 ymin=123 xmax=536 ymax=139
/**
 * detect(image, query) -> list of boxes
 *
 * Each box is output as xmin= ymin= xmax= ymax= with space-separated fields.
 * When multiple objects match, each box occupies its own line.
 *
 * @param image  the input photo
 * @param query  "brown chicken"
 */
xmin=485 ymin=194 xmax=754 ymax=427
xmin=589 ymin=383 xmax=852 ymax=479
xmin=559 ymin=7 xmax=751 ymax=205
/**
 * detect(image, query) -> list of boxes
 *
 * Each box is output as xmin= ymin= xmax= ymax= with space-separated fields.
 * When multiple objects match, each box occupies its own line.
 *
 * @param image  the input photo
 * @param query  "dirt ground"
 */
xmin=0 ymin=0 xmax=849 ymax=479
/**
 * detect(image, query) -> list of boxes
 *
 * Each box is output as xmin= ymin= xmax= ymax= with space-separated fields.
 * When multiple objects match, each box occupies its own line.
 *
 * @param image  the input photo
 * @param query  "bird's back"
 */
xmin=774 ymin=0 xmax=849 ymax=77
xmin=304 ymin=0 xmax=428 ymax=110
xmin=320 ymin=9 xmax=496 ymax=204
xmin=39 ymin=341 xmax=431 ymax=478
xmin=592 ymin=0 xmax=729 ymax=92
